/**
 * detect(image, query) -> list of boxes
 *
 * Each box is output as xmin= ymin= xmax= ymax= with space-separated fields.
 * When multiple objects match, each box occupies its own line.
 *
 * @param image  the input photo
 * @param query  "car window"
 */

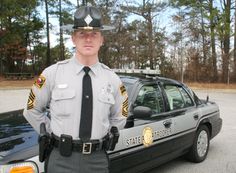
xmin=134 ymin=85 xmax=165 ymax=114
xmin=164 ymin=85 xmax=194 ymax=110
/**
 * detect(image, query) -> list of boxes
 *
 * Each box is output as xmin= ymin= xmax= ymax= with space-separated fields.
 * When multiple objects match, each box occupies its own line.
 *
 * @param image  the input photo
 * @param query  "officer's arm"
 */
xmin=23 ymin=66 xmax=55 ymax=134
xmin=110 ymin=78 xmax=128 ymax=130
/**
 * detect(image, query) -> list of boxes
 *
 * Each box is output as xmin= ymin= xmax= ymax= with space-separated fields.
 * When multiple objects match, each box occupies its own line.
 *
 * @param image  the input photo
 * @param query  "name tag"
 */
xmin=57 ymin=84 xmax=68 ymax=89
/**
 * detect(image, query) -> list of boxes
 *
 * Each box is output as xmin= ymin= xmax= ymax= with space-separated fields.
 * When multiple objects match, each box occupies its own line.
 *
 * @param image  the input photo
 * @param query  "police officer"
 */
xmin=23 ymin=6 xmax=128 ymax=173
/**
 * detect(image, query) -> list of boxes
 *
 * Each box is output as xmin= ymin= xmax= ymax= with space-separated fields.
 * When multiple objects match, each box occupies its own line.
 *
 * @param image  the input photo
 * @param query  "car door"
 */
xmin=162 ymin=84 xmax=200 ymax=151
xmin=109 ymin=83 xmax=175 ymax=173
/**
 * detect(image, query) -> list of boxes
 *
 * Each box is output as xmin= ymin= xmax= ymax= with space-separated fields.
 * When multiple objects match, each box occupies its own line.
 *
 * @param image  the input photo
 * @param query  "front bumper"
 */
xmin=211 ymin=118 xmax=222 ymax=139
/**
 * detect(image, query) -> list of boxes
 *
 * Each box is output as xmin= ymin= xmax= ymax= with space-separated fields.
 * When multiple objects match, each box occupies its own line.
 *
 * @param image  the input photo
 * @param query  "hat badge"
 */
xmin=84 ymin=14 xmax=93 ymax=26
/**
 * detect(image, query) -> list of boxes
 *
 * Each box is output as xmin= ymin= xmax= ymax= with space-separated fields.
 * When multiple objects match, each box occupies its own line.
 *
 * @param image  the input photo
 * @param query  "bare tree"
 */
xmin=121 ymin=0 xmax=167 ymax=69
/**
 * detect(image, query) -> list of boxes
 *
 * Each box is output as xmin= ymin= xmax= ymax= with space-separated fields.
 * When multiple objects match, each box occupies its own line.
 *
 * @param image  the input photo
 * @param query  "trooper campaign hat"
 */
xmin=62 ymin=6 xmax=114 ymax=31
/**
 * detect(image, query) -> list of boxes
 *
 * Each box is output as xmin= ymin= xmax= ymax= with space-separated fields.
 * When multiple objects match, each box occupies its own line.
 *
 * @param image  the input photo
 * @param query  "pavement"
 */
xmin=0 ymin=89 xmax=30 ymax=113
xmin=1 ymin=88 xmax=236 ymax=173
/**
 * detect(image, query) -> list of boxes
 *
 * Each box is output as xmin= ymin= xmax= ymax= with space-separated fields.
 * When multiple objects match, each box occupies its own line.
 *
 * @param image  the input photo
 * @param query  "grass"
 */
xmin=186 ymin=82 xmax=236 ymax=90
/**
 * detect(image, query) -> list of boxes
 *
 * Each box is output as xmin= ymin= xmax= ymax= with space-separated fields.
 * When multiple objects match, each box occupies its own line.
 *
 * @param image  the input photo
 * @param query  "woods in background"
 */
xmin=0 ymin=0 xmax=236 ymax=83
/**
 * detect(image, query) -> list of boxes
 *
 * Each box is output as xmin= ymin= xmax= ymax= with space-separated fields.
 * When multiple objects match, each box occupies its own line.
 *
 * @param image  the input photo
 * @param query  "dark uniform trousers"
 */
xmin=46 ymin=148 xmax=109 ymax=173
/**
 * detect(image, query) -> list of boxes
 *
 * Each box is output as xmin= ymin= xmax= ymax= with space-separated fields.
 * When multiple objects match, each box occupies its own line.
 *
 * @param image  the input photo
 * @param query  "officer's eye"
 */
xmin=78 ymin=32 xmax=85 ymax=36
xmin=92 ymin=32 xmax=98 ymax=35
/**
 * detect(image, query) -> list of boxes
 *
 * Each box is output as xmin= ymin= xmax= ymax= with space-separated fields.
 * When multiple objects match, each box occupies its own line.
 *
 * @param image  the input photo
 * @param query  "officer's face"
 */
xmin=72 ymin=30 xmax=104 ymax=58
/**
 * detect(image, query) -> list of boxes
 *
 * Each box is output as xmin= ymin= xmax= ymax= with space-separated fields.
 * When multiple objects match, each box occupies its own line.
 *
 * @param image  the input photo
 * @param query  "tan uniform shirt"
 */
xmin=23 ymin=56 xmax=128 ymax=140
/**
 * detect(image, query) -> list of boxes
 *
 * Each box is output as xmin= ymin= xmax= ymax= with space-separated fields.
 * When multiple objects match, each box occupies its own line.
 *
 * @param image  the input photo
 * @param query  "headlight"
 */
xmin=0 ymin=161 xmax=38 ymax=173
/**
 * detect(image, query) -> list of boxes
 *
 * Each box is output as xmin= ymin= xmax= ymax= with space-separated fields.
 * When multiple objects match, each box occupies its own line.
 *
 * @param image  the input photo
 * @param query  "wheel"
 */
xmin=186 ymin=125 xmax=210 ymax=163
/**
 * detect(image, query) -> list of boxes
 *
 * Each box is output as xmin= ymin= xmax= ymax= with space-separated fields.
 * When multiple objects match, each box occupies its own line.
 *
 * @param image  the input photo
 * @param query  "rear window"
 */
xmin=164 ymin=85 xmax=194 ymax=110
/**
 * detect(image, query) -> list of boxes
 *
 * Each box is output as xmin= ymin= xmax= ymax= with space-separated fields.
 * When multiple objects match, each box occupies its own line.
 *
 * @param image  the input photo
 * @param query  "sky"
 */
xmin=40 ymin=0 xmax=77 ymax=49
xmin=41 ymin=0 xmax=174 ymax=51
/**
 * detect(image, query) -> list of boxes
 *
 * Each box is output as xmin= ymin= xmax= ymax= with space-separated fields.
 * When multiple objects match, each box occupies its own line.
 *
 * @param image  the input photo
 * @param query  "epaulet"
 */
xmin=56 ymin=59 xmax=70 ymax=65
xmin=101 ymin=63 xmax=112 ymax=71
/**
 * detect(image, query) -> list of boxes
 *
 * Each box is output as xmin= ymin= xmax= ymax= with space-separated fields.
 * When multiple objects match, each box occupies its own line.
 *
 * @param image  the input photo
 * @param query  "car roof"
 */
xmin=119 ymin=75 xmax=183 ymax=87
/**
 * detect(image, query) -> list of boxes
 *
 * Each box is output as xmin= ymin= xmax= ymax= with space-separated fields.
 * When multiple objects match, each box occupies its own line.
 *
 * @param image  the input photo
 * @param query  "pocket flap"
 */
xmin=52 ymin=89 xmax=75 ymax=101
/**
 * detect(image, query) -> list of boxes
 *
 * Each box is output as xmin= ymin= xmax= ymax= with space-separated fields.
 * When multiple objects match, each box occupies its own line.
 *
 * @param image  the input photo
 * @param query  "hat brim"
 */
xmin=61 ymin=24 xmax=115 ymax=32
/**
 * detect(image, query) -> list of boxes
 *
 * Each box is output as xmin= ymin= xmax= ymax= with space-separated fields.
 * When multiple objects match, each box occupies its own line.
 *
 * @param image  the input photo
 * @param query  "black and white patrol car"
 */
xmin=0 ymin=70 xmax=222 ymax=173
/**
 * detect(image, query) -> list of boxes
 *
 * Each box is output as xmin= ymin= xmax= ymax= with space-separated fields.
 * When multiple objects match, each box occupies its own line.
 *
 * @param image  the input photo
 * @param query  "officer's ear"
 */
xmin=71 ymin=31 xmax=76 ymax=45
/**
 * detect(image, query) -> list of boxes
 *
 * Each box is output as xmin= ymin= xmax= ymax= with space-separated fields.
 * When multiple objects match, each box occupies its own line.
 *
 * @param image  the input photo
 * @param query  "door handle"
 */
xmin=163 ymin=120 xmax=172 ymax=128
xmin=193 ymin=114 xmax=199 ymax=120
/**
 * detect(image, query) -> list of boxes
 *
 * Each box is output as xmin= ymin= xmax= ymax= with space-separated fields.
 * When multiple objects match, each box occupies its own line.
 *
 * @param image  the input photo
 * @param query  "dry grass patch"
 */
xmin=186 ymin=82 xmax=236 ymax=90
xmin=1 ymin=75 xmax=236 ymax=90
xmin=0 ymin=77 xmax=35 ymax=89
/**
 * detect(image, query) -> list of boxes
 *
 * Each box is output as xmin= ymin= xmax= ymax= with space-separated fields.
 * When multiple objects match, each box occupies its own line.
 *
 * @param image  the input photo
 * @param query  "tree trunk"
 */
xmin=147 ymin=11 xmax=154 ymax=69
xmin=234 ymin=0 xmax=236 ymax=81
xmin=59 ymin=0 xmax=65 ymax=61
xmin=199 ymin=1 xmax=207 ymax=64
xmin=209 ymin=0 xmax=217 ymax=82
xmin=222 ymin=0 xmax=231 ymax=83
xmin=45 ymin=0 xmax=51 ymax=67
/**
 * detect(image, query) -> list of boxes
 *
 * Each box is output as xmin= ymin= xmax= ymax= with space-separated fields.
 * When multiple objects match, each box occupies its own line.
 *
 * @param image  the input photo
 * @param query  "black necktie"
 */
xmin=79 ymin=66 xmax=93 ymax=141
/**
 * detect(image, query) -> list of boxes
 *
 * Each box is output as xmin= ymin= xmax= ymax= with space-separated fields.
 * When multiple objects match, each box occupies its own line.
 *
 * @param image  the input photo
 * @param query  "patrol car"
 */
xmin=0 ymin=69 xmax=222 ymax=173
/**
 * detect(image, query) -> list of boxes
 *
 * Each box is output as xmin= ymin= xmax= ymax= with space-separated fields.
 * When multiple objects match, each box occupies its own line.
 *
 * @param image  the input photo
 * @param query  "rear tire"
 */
xmin=186 ymin=125 xmax=210 ymax=163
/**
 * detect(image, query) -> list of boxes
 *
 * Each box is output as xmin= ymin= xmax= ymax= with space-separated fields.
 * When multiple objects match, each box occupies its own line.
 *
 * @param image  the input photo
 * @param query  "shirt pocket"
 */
xmin=51 ymin=89 xmax=76 ymax=117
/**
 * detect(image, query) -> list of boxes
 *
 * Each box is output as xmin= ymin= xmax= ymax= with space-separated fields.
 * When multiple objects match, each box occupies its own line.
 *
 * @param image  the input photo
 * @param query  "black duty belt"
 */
xmin=51 ymin=134 xmax=107 ymax=154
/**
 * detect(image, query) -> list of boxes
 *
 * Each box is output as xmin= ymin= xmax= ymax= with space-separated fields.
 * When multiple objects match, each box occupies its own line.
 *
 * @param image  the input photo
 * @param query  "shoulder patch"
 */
xmin=27 ymin=89 xmax=35 ymax=110
xmin=122 ymin=96 xmax=128 ymax=117
xmin=120 ymin=84 xmax=127 ymax=96
xmin=34 ymin=75 xmax=46 ymax=89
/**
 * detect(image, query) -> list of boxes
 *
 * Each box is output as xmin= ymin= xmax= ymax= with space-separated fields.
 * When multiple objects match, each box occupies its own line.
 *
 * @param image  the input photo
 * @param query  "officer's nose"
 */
xmin=84 ymin=32 xmax=94 ymax=41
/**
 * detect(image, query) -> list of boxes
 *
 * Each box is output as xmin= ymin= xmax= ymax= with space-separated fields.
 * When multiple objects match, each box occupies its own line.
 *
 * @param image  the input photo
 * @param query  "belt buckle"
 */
xmin=82 ymin=142 xmax=92 ymax=154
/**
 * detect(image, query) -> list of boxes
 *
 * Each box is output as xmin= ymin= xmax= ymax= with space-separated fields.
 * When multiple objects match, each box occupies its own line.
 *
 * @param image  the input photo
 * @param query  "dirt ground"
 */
xmin=0 ymin=77 xmax=35 ymax=89
xmin=1 ymin=76 xmax=236 ymax=90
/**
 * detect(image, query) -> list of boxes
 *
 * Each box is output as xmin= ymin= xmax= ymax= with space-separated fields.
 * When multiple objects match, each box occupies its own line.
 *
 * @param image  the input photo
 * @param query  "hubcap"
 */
xmin=197 ymin=130 xmax=208 ymax=157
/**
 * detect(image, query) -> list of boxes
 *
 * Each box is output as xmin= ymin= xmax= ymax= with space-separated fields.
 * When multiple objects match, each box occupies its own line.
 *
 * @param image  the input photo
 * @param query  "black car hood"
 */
xmin=0 ymin=109 xmax=38 ymax=164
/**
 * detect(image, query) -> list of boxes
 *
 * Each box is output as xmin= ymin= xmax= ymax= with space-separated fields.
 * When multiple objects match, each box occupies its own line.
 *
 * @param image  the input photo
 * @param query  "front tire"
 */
xmin=186 ymin=125 xmax=210 ymax=163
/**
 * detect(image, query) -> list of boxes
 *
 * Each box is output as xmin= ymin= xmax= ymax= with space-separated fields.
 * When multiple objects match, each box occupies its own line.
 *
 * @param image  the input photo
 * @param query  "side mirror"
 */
xmin=124 ymin=115 xmax=134 ymax=128
xmin=133 ymin=106 xmax=152 ymax=119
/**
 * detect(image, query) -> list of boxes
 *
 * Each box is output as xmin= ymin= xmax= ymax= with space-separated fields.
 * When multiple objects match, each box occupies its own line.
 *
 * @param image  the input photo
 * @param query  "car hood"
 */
xmin=0 ymin=109 xmax=38 ymax=163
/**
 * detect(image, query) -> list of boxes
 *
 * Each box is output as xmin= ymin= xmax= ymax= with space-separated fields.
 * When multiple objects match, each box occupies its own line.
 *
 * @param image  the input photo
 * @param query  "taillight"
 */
xmin=10 ymin=166 xmax=34 ymax=173
xmin=0 ymin=161 xmax=38 ymax=173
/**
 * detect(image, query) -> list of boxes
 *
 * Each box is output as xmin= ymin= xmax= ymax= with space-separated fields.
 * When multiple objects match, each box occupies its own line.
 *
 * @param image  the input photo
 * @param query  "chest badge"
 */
xmin=143 ymin=127 xmax=153 ymax=147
